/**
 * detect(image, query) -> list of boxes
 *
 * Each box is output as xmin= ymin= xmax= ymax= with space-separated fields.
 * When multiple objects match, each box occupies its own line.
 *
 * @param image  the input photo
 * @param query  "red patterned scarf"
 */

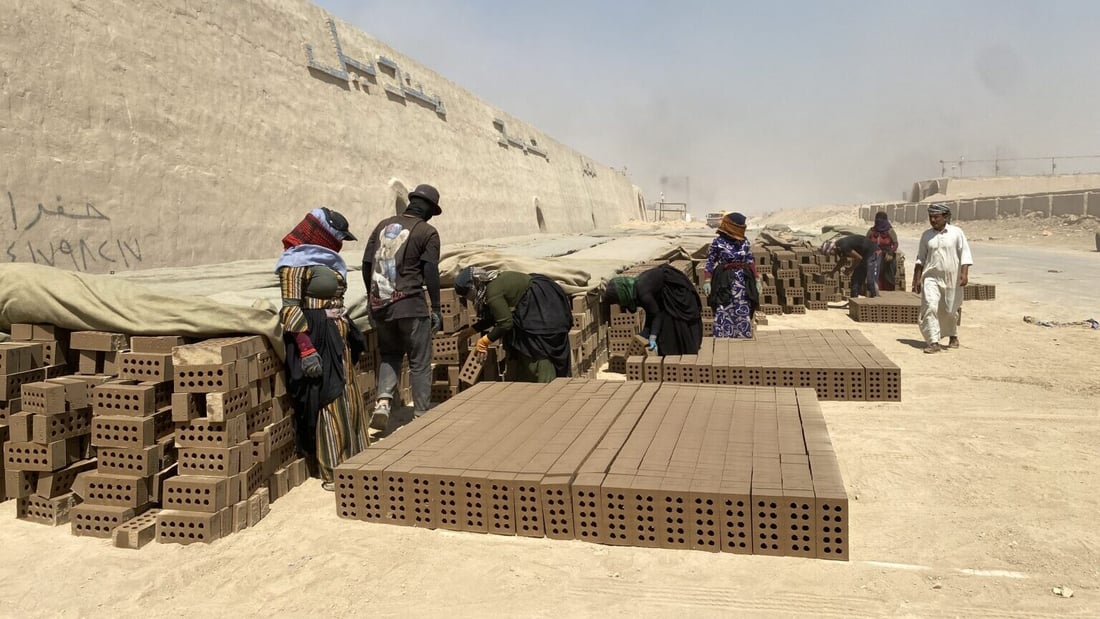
xmin=282 ymin=213 xmax=342 ymax=252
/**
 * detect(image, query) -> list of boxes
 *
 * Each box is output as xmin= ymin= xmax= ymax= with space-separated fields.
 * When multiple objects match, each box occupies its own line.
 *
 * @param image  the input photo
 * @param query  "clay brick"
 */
xmin=513 ymin=474 xmax=544 ymax=538
xmin=175 ymin=415 xmax=248 ymax=448
xmin=0 ymin=397 xmax=22 ymax=424
xmin=171 ymin=391 xmax=204 ymax=423
xmin=128 ymin=336 xmax=185 ymax=354
xmin=112 ymin=508 xmax=162 ymax=549
xmin=17 ymin=492 xmax=78 ymax=526
xmin=9 ymin=411 xmax=33 ymax=442
xmin=92 ymin=383 xmax=159 ymax=417
xmin=91 ymin=409 xmax=172 ymax=448
xmin=0 ymin=342 xmax=43 ymax=374
xmin=541 ymin=475 xmax=574 ymax=540
xmin=3 ymin=368 xmax=47 ymax=400
xmin=163 ymin=476 xmax=229 ymax=513
xmin=31 ymin=408 xmax=92 ymax=443
xmin=5 ymin=469 xmax=36 ymax=499
xmin=205 ymin=386 xmax=252 ymax=422
xmin=118 ymin=352 xmax=174 ymax=382
xmin=20 ymin=381 xmax=69 ymax=413
xmin=69 ymin=331 xmax=129 ymax=352
xmin=81 ymin=471 xmax=151 ymax=508
xmin=71 ymin=503 xmax=136 ymax=538
xmin=156 ymin=509 xmax=222 ymax=544
xmin=5 ymin=438 xmax=83 ymax=472
xmin=174 ymin=362 xmax=237 ymax=393
xmin=178 ymin=445 xmax=242 ymax=477
xmin=35 ymin=458 xmax=96 ymax=499
xmin=458 ymin=349 xmax=485 ymax=386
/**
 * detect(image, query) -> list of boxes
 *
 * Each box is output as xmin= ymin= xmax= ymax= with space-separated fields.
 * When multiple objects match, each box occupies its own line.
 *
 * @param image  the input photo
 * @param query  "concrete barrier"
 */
xmin=1051 ymin=193 xmax=1086 ymax=217
xmin=974 ymin=199 xmax=997 ymax=220
xmin=1021 ymin=195 xmax=1051 ymax=217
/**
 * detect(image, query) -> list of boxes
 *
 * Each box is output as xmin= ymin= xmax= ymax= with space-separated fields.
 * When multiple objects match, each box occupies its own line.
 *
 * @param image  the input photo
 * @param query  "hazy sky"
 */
xmin=314 ymin=0 xmax=1100 ymax=215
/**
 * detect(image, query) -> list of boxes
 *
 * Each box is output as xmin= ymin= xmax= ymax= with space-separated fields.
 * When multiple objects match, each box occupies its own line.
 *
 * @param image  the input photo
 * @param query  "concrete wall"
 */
xmin=861 ymin=191 xmax=1095 ymax=222
xmin=918 ymin=174 xmax=1100 ymax=200
xmin=0 ymin=0 xmax=642 ymax=273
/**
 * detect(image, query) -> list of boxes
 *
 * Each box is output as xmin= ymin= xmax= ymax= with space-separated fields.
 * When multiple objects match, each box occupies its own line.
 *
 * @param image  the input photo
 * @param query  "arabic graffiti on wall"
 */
xmin=3 ymin=191 xmax=145 ymax=271
xmin=305 ymin=17 xmax=447 ymax=117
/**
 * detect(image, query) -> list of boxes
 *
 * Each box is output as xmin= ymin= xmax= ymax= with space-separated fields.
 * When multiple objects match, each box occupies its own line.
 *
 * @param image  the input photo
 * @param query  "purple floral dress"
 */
xmin=705 ymin=235 xmax=756 ymax=338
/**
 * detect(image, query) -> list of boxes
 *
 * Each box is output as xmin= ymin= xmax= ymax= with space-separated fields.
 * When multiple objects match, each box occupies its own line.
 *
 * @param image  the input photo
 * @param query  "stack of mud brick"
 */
xmin=605 ymin=306 xmax=648 ymax=374
xmin=624 ymin=330 xmax=900 ymax=402
xmin=334 ymin=379 xmax=848 ymax=560
xmin=757 ymin=244 xmax=846 ymax=314
xmin=155 ymin=336 xmax=302 ymax=546
xmin=962 ymin=283 xmax=996 ymax=301
xmin=847 ymin=291 xmax=921 ymax=324
xmin=4 ymin=328 xmax=111 ymax=528
xmin=428 ymin=288 xmax=476 ymax=403
xmin=2 ymin=328 xmax=97 ymax=527
xmin=569 ymin=290 xmax=606 ymax=378
xmin=69 ymin=332 xmax=178 ymax=541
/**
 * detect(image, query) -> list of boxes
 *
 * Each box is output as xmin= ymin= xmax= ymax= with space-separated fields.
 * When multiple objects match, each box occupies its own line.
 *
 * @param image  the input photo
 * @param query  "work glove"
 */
xmin=301 ymin=352 xmax=323 ymax=378
xmin=476 ymin=335 xmax=492 ymax=355
xmin=702 ymin=281 xmax=711 ymax=296
xmin=431 ymin=310 xmax=443 ymax=333
xmin=647 ymin=335 xmax=658 ymax=354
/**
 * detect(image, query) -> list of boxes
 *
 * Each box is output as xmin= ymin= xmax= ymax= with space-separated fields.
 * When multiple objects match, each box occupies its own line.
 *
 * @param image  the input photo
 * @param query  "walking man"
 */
xmin=911 ymin=202 xmax=973 ymax=354
xmin=362 ymin=184 xmax=444 ymax=431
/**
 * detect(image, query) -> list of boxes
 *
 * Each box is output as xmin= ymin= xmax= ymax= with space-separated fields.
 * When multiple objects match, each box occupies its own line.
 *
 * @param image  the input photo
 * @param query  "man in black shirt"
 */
xmin=822 ymin=234 xmax=882 ymax=298
xmin=362 ymin=184 xmax=443 ymax=431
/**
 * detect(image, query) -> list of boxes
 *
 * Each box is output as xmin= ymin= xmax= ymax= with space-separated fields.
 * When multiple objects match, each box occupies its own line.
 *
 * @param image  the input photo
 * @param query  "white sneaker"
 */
xmin=370 ymin=400 xmax=391 ymax=432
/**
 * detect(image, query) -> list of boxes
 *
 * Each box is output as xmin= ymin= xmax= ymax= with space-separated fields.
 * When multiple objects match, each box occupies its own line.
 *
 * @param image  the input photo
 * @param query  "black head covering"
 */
xmin=405 ymin=184 xmax=442 ymax=221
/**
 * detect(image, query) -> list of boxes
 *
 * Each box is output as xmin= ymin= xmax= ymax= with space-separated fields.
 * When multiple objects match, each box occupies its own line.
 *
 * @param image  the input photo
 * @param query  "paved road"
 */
xmin=896 ymin=235 xmax=1100 ymax=316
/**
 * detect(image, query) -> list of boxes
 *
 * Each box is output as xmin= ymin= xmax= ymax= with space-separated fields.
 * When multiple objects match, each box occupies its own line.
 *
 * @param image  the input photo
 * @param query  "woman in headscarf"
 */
xmin=702 ymin=212 xmax=759 ymax=338
xmin=867 ymin=211 xmax=899 ymax=291
xmin=276 ymin=207 xmax=368 ymax=490
xmin=454 ymin=267 xmax=573 ymax=383
xmin=602 ymin=264 xmax=703 ymax=356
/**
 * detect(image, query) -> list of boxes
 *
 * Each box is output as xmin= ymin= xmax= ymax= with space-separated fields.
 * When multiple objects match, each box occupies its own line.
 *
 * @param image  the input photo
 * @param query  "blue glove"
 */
xmin=301 ymin=352 xmax=323 ymax=378
xmin=431 ymin=310 xmax=443 ymax=333
xmin=647 ymin=335 xmax=658 ymax=353
xmin=703 ymin=281 xmax=712 ymax=295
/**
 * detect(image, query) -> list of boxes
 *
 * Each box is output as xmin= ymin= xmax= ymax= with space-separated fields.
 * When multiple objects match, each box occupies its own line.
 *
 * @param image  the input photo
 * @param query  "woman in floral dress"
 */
xmin=703 ymin=212 xmax=758 ymax=338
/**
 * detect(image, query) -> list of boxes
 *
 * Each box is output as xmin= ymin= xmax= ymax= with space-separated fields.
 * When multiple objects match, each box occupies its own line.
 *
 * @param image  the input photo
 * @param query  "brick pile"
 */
xmin=3 ymin=327 xmax=96 ymax=527
xmin=623 ymin=330 xmax=900 ymax=402
xmin=751 ymin=241 xmax=908 ymax=315
xmin=962 ymin=283 xmax=996 ymax=301
xmin=70 ymin=332 xmax=174 ymax=539
xmin=155 ymin=335 xmax=304 ymax=545
xmin=2 ymin=324 xmax=311 ymax=548
xmin=334 ymin=379 xmax=848 ymax=560
xmin=848 ymin=291 xmax=922 ymax=324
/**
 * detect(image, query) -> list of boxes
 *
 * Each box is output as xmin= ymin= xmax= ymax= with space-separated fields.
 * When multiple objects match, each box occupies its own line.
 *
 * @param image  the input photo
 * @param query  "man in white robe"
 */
xmin=911 ymin=203 xmax=973 ymax=354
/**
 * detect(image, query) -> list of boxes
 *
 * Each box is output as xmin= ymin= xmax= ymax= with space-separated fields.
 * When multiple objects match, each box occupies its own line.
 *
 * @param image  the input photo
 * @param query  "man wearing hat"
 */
xmin=362 ymin=184 xmax=444 ymax=431
xmin=911 ymin=202 xmax=973 ymax=354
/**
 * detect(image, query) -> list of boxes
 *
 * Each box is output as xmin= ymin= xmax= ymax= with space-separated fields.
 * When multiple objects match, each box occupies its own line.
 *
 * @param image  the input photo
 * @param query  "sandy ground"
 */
xmin=2 ymin=210 xmax=1099 ymax=618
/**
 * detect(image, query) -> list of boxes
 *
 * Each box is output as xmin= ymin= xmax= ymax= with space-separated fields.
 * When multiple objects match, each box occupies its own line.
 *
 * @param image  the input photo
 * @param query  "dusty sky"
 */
xmin=314 ymin=0 xmax=1100 ymax=216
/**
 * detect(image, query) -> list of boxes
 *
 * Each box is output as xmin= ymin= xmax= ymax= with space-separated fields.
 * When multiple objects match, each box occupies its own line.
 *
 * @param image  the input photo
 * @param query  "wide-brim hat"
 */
xmin=408 ymin=184 xmax=443 ymax=216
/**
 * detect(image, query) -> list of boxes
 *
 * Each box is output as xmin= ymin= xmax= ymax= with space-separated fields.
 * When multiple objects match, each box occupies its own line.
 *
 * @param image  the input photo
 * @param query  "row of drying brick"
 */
xmin=334 ymin=380 xmax=848 ymax=560
xmin=621 ymin=331 xmax=901 ymax=401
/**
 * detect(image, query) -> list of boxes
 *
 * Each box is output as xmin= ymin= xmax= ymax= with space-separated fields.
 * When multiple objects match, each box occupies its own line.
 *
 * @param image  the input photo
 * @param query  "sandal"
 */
xmin=948 ymin=337 xmax=960 ymax=349
xmin=321 ymin=481 xmax=335 ymax=492
xmin=923 ymin=343 xmax=943 ymax=354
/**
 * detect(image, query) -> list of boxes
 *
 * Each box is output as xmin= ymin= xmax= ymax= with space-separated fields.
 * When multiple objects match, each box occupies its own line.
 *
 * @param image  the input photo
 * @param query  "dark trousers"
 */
xmin=851 ymin=253 xmax=881 ymax=298
xmin=374 ymin=316 xmax=432 ymax=413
